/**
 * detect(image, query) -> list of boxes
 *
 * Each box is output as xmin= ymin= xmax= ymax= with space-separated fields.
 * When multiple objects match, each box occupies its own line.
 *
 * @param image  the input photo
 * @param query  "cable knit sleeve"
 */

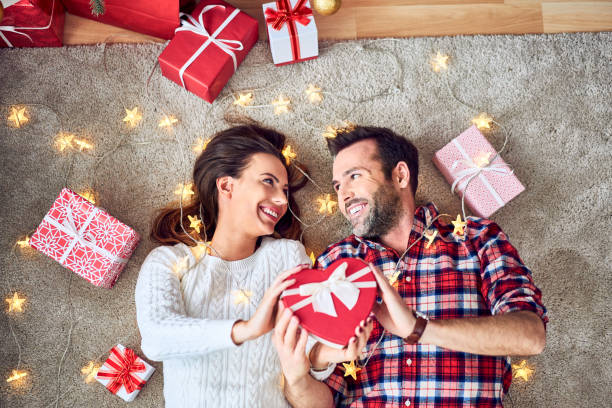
xmin=135 ymin=244 xmax=238 ymax=362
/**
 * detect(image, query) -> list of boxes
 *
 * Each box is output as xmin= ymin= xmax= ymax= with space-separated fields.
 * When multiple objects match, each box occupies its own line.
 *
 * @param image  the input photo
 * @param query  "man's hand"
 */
xmin=272 ymin=301 xmax=310 ymax=385
xmin=369 ymin=262 xmax=416 ymax=338
xmin=310 ymin=316 xmax=375 ymax=369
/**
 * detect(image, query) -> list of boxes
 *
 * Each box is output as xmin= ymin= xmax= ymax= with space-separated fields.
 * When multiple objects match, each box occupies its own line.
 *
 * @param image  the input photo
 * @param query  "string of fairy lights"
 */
xmin=3 ymin=41 xmax=535 ymax=405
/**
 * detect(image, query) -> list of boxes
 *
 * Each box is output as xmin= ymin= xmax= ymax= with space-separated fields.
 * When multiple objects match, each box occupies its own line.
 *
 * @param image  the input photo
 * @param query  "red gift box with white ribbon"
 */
xmin=96 ymin=344 xmax=155 ymax=402
xmin=263 ymin=0 xmax=318 ymax=66
xmin=0 ymin=0 xmax=64 ymax=48
xmin=281 ymin=258 xmax=377 ymax=349
xmin=158 ymin=0 xmax=258 ymax=103
xmin=29 ymin=188 xmax=140 ymax=289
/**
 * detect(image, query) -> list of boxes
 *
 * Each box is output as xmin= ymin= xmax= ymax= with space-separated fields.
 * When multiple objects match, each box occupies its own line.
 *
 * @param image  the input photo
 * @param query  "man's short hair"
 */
xmin=326 ymin=126 xmax=419 ymax=196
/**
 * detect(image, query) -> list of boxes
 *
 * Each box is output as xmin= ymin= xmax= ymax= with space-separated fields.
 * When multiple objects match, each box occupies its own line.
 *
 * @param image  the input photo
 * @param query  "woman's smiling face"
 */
xmin=225 ymin=152 xmax=289 ymax=238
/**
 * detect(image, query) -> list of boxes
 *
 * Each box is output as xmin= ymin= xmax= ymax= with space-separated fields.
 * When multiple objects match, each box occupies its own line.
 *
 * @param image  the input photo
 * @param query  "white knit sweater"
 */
xmin=135 ymin=237 xmax=312 ymax=408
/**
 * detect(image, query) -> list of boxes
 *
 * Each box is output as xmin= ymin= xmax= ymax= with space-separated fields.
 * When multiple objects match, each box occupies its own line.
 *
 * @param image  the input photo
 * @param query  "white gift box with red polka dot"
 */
xmin=29 ymin=188 xmax=140 ymax=288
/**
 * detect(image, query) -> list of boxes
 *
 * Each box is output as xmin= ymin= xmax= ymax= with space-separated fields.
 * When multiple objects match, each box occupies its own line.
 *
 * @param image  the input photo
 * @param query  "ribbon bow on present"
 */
xmin=264 ymin=0 xmax=312 ymax=30
xmin=283 ymin=262 xmax=376 ymax=317
xmin=97 ymin=346 xmax=147 ymax=395
xmin=449 ymin=138 xmax=513 ymax=208
xmin=175 ymin=5 xmax=244 ymax=89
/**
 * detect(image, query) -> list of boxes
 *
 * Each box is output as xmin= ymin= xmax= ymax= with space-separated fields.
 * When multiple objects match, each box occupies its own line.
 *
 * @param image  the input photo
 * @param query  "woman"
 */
xmin=135 ymin=124 xmax=312 ymax=407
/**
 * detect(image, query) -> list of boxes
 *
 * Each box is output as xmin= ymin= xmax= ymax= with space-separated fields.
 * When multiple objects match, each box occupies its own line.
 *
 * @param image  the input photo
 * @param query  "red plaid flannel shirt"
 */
xmin=316 ymin=203 xmax=548 ymax=407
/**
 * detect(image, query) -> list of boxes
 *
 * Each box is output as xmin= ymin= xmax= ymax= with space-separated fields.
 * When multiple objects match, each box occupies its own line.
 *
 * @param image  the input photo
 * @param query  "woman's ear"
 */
xmin=216 ymin=176 xmax=234 ymax=200
xmin=393 ymin=161 xmax=411 ymax=189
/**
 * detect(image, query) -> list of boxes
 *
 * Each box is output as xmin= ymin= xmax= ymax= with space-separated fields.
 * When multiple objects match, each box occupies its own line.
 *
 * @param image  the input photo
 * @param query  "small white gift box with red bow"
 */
xmin=281 ymin=258 xmax=377 ymax=349
xmin=96 ymin=344 xmax=155 ymax=402
xmin=263 ymin=0 xmax=318 ymax=65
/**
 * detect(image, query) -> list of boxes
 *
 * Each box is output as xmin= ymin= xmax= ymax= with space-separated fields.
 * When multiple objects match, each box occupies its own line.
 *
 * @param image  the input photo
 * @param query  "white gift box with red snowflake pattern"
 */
xmin=30 ymin=188 xmax=140 ymax=288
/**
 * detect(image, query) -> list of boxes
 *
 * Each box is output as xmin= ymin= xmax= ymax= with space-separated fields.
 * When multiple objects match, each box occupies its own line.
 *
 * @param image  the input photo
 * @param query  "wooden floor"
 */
xmin=64 ymin=0 xmax=612 ymax=44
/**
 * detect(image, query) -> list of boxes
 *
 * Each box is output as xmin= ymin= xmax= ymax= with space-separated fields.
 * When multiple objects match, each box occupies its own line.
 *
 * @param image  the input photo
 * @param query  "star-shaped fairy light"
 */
xmin=317 ymin=194 xmax=337 ymax=215
xmin=472 ymin=112 xmax=493 ymax=130
xmin=174 ymin=182 xmax=195 ymax=201
xmin=512 ymin=360 xmax=534 ymax=381
xmin=192 ymin=137 xmax=210 ymax=154
xmin=171 ymin=256 xmax=189 ymax=280
xmin=191 ymin=242 xmax=211 ymax=260
xmin=232 ymin=289 xmax=252 ymax=306
xmin=6 ymin=292 xmax=25 ymax=313
xmin=55 ymin=132 xmax=75 ymax=152
xmin=387 ymin=270 xmax=401 ymax=287
xmin=272 ymin=95 xmax=291 ymax=115
xmin=79 ymin=190 xmax=96 ymax=204
xmin=233 ymin=92 xmax=254 ymax=107
xmin=323 ymin=121 xmax=356 ymax=139
xmin=424 ymin=230 xmax=437 ymax=249
xmin=159 ymin=115 xmax=178 ymax=128
xmin=342 ymin=360 xmax=361 ymax=381
xmin=6 ymin=369 xmax=27 ymax=383
xmin=323 ymin=125 xmax=339 ymax=139
xmin=305 ymin=84 xmax=323 ymax=104
xmin=451 ymin=214 xmax=467 ymax=237
xmin=81 ymin=361 xmax=101 ymax=384
xmin=73 ymin=138 xmax=93 ymax=152
xmin=7 ymin=106 xmax=28 ymax=128
xmin=282 ymin=145 xmax=297 ymax=165
xmin=17 ymin=236 xmax=30 ymax=249
xmin=123 ymin=107 xmax=142 ymax=128
xmin=188 ymin=215 xmax=203 ymax=234
xmin=309 ymin=251 xmax=316 ymax=266
xmin=431 ymin=52 xmax=450 ymax=72
xmin=473 ymin=151 xmax=492 ymax=168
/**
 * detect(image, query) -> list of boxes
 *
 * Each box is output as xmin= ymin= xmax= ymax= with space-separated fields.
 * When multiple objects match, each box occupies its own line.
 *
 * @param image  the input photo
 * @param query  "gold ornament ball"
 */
xmin=312 ymin=0 xmax=341 ymax=16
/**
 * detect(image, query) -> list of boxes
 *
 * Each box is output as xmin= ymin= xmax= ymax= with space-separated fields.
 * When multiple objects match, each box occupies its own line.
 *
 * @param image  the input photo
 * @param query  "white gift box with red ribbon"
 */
xmin=263 ymin=0 xmax=318 ymax=65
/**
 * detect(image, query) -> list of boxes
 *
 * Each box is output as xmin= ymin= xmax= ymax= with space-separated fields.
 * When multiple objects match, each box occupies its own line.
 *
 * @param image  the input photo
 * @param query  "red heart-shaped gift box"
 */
xmin=281 ymin=258 xmax=377 ymax=349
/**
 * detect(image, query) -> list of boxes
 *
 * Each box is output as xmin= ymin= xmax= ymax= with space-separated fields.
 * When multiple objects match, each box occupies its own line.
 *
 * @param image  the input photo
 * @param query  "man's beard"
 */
xmin=351 ymin=182 xmax=401 ymax=239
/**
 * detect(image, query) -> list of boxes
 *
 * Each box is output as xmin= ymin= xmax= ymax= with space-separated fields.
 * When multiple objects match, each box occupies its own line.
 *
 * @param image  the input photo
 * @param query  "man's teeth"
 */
xmin=262 ymin=208 xmax=278 ymax=218
xmin=349 ymin=204 xmax=365 ymax=215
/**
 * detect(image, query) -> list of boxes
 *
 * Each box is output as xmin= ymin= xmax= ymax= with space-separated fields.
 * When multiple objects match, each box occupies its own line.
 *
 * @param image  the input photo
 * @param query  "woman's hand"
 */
xmin=309 ymin=316 xmax=375 ymax=368
xmin=369 ymin=262 xmax=416 ymax=338
xmin=232 ymin=264 xmax=309 ymax=344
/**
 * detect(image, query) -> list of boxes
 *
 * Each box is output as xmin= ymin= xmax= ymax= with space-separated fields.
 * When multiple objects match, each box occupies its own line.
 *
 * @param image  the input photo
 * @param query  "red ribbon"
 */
xmin=265 ymin=0 xmax=312 ymax=61
xmin=97 ymin=346 xmax=147 ymax=395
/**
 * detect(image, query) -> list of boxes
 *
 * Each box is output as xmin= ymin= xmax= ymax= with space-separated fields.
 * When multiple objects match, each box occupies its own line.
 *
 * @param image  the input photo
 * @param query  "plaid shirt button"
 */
xmin=405 ymin=276 xmax=411 ymax=282
xmin=406 ymin=358 xmax=412 ymax=366
xmin=405 ymin=399 xmax=411 ymax=406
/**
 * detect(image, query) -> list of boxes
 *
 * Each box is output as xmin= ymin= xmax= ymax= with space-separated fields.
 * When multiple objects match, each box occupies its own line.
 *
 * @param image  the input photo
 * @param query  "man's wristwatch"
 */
xmin=403 ymin=311 xmax=428 ymax=345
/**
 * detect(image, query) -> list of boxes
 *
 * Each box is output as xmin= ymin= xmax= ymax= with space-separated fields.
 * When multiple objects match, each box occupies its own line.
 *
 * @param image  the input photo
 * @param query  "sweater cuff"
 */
xmin=219 ymin=319 xmax=241 ymax=349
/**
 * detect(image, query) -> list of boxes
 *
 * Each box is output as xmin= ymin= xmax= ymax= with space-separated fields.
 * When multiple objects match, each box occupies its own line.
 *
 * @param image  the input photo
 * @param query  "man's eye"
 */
xmin=350 ymin=173 xmax=360 ymax=180
xmin=263 ymin=178 xmax=274 ymax=185
xmin=333 ymin=184 xmax=340 ymax=192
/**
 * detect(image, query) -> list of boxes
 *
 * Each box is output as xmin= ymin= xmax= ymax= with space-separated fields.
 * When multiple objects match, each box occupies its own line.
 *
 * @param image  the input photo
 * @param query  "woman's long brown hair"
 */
xmin=150 ymin=124 xmax=307 ymax=246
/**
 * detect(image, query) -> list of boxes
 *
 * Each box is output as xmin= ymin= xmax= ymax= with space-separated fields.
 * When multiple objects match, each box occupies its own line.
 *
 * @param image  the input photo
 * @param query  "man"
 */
xmin=273 ymin=126 xmax=547 ymax=407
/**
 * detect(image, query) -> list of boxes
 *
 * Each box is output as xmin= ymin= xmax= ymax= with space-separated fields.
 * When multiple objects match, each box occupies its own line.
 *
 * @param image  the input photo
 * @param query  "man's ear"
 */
xmin=216 ymin=176 xmax=234 ymax=199
xmin=393 ymin=161 xmax=411 ymax=189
